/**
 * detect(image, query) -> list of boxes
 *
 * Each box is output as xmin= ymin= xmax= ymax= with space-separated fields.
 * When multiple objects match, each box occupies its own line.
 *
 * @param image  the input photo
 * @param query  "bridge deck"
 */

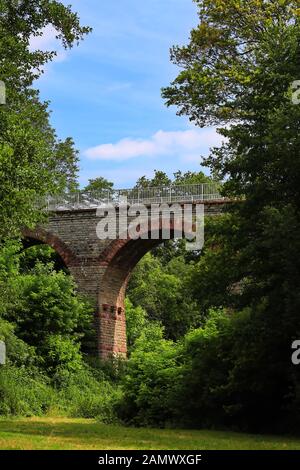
xmin=44 ymin=183 xmax=224 ymax=212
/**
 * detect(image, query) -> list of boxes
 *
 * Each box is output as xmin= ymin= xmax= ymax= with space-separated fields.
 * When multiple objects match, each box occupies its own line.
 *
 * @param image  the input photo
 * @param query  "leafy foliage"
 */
xmin=9 ymin=264 xmax=91 ymax=343
xmin=83 ymin=177 xmax=114 ymax=195
xmin=127 ymin=253 xmax=199 ymax=340
xmin=0 ymin=0 xmax=91 ymax=237
xmin=118 ymin=319 xmax=182 ymax=427
xmin=0 ymin=365 xmax=54 ymax=416
xmin=134 ymin=169 xmax=214 ymax=188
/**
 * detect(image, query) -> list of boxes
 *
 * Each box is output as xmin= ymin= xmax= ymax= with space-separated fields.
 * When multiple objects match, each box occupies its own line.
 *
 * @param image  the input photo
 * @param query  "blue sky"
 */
xmin=32 ymin=0 xmax=222 ymax=188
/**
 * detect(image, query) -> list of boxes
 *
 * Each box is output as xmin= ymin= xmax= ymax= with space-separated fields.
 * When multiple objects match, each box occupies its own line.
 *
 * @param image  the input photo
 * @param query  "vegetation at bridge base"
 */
xmin=1 ymin=233 xmax=300 ymax=433
xmin=0 ymin=0 xmax=122 ymax=427
xmin=0 ymin=241 xmax=120 ymax=421
xmin=117 ymin=303 xmax=300 ymax=433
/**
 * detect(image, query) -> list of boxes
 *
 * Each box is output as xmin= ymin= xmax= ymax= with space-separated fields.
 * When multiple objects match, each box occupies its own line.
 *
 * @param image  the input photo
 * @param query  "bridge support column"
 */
xmin=98 ymin=303 xmax=127 ymax=359
xmin=97 ymin=265 xmax=128 ymax=360
xmin=67 ymin=262 xmax=128 ymax=360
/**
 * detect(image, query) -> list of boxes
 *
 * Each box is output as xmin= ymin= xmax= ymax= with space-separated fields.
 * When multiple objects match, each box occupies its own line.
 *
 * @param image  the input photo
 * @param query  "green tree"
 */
xmin=0 ymin=0 xmax=91 ymax=237
xmin=4 ymin=263 xmax=93 ymax=362
xmin=83 ymin=177 xmax=114 ymax=196
xmin=135 ymin=170 xmax=172 ymax=188
xmin=135 ymin=169 xmax=215 ymax=189
xmin=0 ymin=240 xmax=21 ymax=317
xmin=163 ymin=0 xmax=300 ymax=316
xmin=19 ymin=244 xmax=68 ymax=274
xmin=127 ymin=253 xmax=199 ymax=340
xmin=157 ymin=0 xmax=300 ymax=431
xmin=173 ymin=170 xmax=212 ymax=185
xmin=118 ymin=320 xmax=181 ymax=426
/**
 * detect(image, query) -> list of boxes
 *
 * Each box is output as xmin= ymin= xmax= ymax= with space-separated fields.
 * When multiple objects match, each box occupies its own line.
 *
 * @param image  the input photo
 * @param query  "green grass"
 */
xmin=0 ymin=417 xmax=300 ymax=450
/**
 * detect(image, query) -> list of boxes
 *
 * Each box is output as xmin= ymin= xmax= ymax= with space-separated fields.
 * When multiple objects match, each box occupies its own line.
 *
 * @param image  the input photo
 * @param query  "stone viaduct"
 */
xmin=22 ymin=185 xmax=227 ymax=359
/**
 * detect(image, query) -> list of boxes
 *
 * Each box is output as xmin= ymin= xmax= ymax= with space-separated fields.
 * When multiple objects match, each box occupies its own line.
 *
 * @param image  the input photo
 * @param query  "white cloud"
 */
xmin=84 ymin=128 xmax=223 ymax=162
xmin=79 ymin=167 xmax=151 ymax=188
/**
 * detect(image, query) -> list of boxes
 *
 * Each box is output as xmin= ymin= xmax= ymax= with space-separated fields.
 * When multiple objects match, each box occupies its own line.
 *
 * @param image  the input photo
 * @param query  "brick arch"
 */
xmin=97 ymin=220 xmax=197 ymax=359
xmin=99 ymin=216 xmax=196 ymax=266
xmin=22 ymin=227 xmax=80 ymax=268
xmin=98 ymin=218 xmax=194 ymax=320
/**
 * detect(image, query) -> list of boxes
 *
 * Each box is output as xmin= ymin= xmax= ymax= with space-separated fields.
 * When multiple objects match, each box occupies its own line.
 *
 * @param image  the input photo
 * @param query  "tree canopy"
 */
xmin=83 ymin=177 xmax=114 ymax=195
xmin=162 ymin=0 xmax=300 ymax=311
xmin=0 ymin=0 xmax=91 ymax=237
xmin=134 ymin=169 xmax=213 ymax=188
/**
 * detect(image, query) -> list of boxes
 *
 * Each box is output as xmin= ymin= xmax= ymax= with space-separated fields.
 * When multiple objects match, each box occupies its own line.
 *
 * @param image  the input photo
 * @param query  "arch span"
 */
xmin=22 ymin=228 xmax=80 ymax=268
xmin=97 ymin=220 xmax=197 ymax=359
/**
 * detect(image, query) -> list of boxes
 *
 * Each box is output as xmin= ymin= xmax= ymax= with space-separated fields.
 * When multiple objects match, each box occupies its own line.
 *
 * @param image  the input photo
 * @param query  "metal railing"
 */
xmin=43 ymin=183 xmax=224 ymax=212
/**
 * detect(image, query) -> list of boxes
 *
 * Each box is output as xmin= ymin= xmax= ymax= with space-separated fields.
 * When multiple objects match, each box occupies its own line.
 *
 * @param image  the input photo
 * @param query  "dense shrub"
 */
xmin=0 ymin=242 xmax=120 ymax=421
xmin=54 ymin=367 xmax=122 ymax=422
xmin=0 ymin=363 xmax=122 ymax=421
xmin=180 ymin=305 xmax=300 ymax=432
xmin=119 ymin=306 xmax=300 ymax=433
xmin=127 ymin=253 xmax=199 ymax=340
xmin=0 ymin=365 xmax=54 ymax=416
xmin=6 ymin=263 xmax=93 ymax=350
xmin=118 ymin=321 xmax=182 ymax=427
xmin=0 ymin=318 xmax=36 ymax=367
xmin=41 ymin=335 xmax=84 ymax=375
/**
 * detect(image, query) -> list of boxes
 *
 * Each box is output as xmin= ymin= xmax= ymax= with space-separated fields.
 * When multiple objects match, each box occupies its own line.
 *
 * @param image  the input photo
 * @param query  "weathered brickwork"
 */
xmin=23 ymin=200 xmax=226 ymax=359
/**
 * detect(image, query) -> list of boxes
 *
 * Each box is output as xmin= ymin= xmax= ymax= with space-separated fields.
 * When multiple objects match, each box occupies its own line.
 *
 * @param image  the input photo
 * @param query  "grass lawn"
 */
xmin=0 ymin=417 xmax=300 ymax=450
